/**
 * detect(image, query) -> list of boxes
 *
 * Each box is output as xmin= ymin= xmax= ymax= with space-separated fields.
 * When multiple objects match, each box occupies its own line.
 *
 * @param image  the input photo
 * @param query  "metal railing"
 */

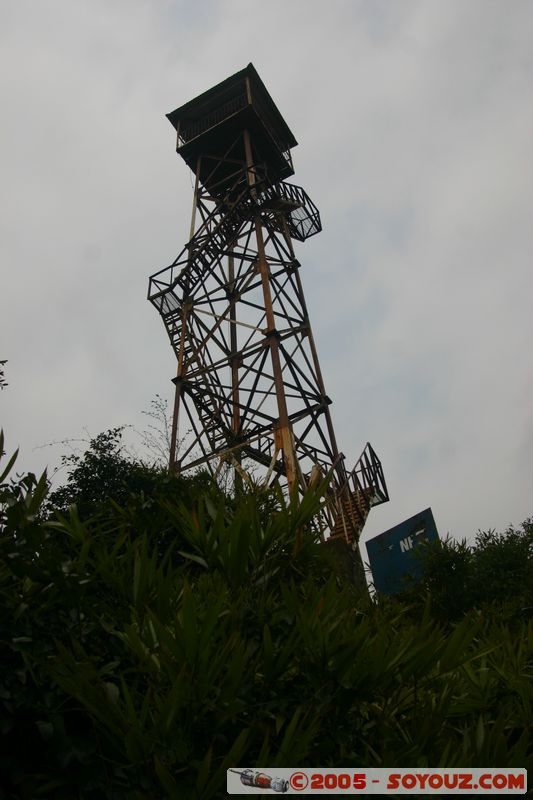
xmin=179 ymin=93 xmax=249 ymax=145
xmin=178 ymin=92 xmax=293 ymax=172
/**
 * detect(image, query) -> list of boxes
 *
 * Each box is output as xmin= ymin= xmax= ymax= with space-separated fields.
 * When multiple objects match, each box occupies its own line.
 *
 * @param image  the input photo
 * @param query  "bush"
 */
xmin=1 ymin=431 xmax=532 ymax=798
xmin=401 ymin=521 xmax=533 ymax=623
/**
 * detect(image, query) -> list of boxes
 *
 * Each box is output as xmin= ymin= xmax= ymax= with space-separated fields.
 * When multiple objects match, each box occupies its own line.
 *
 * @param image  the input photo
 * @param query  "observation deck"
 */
xmin=166 ymin=63 xmax=297 ymax=196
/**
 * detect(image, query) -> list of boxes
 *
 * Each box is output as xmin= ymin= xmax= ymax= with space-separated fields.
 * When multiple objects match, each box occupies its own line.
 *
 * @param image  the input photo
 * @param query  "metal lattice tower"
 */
xmin=148 ymin=64 xmax=388 ymax=546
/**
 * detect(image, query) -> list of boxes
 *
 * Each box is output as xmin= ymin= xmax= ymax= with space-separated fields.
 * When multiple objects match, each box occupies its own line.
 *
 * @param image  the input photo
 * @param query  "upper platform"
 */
xmin=166 ymin=64 xmax=298 ymax=195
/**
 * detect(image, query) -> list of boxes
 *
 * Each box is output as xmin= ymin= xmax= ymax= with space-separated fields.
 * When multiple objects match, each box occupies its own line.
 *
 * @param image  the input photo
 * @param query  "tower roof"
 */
xmin=166 ymin=63 xmax=298 ymax=150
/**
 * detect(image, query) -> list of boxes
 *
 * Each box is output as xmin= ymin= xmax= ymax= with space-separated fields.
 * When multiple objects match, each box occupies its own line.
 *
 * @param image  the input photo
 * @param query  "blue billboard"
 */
xmin=366 ymin=508 xmax=439 ymax=595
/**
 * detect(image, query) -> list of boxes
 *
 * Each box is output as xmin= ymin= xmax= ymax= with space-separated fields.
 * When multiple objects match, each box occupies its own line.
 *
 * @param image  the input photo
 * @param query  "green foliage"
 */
xmin=402 ymin=522 xmax=533 ymax=623
xmin=1 ymin=429 xmax=532 ymax=798
xmin=45 ymin=427 xmax=148 ymax=518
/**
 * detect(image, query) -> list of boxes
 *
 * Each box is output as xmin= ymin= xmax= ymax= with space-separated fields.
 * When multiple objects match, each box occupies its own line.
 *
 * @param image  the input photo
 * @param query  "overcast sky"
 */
xmin=1 ymin=0 xmax=532 ymax=550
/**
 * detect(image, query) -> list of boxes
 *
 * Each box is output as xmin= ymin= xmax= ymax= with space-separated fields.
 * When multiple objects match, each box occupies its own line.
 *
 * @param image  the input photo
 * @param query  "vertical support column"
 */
xmin=243 ymin=129 xmax=299 ymax=494
xmin=228 ymin=243 xmax=243 ymax=489
xmin=278 ymin=215 xmax=346 ymax=487
xmin=169 ymin=158 xmax=201 ymax=472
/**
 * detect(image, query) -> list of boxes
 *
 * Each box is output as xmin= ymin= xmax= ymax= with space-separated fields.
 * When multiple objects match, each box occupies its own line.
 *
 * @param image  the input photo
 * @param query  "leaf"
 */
xmin=177 ymin=550 xmax=208 ymax=569
xmin=475 ymin=714 xmax=485 ymax=753
xmin=154 ymin=755 xmax=180 ymax=798
xmin=203 ymin=728 xmax=250 ymax=800
xmin=36 ymin=720 xmax=54 ymax=741
xmin=104 ymin=682 xmax=120 ymax=705
xmin=0 ymin=445 xmax=18 ymax=483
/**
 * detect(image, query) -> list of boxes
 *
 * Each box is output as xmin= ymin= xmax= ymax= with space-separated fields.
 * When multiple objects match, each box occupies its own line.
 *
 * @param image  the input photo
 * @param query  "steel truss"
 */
xmin=149 ymin=129 xmax=388 ymax=545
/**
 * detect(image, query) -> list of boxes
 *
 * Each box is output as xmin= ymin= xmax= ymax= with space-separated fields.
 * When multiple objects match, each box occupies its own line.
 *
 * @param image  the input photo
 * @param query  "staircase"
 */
xmin=327 ymin=443 xmax=388 ymax=545
xmin=148 ymin=178 xmax=322 ymax=329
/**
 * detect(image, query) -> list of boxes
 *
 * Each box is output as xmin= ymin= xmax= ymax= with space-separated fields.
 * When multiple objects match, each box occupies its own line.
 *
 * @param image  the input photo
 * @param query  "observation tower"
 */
xmin=148 ymin=64 xmax=388 ymax=546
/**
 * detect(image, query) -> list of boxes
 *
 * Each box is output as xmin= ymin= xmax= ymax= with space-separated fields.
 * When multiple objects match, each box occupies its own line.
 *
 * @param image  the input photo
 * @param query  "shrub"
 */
xmin=1 ymin=431 xmax=531 ymax=798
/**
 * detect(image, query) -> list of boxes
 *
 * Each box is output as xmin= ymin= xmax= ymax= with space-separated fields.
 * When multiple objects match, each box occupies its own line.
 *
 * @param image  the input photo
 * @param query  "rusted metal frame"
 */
xmin=170 ymin=242 xmax=192 ymax=270
xmin=169 ymin=305 xmax=189 ymax=470
xmin=178 ymin=92 xmax=248 ymax=143
xmin=183 ymin=425 xmax=273 ymax=473
xmin=279 ymin=217 xmax=344 ymax=490
xmin=262 ymin=446 xmax=281 ymax=487
xmin=356 ymin=447 xmax=380 ymax=491
xmin=194 ymin=331 xmax=235 ymax=402
xmin=228 ymin=222 xmax=257 ymax=280
xmin=235 ymin=347 xmax=271 ymax=428
xmin=227 ymin=319 xmax=265 ymax=369
xmin=297 ymin=447 xmax=337 ymax=472
xmin=229 ymin=364 xmax=277 ymax=414
xmin=192 ymin=384 xmax=232 ymax=443
xmin=187 ymin=183 xmax=250 ymax=262
xmin=195 ymin=365 xmax=232 ymax=424
xmin=169 ymin=156 xmax=203 ymax=470
xmin=202 ymin=378 xmax=302 ymax=402
xmin=287 ymin=333 xmax=322 ymax=391
xmin=216 ymin=384 xmax=303 ymax=401
xmin=251 ymin=334 xmax=309 ymax=419
xmin=183 ymin=256 xmax=226 ymax=298
xmin=194 ymin=263 xmax=261 ymax=326
xmin=187 ymin=279 xmax=233 ymax=347
xmin=287 ymin=401 xmax=333 ymax=429
xmin=237 ymin=295 xmax=270 ymax=317
xmin=276 ymin=358 xmax=320 ymax=413
xmin=178 ymin=419 xmax=209 ymax=463
xmin=179 ymin=393 xmax=216 ymax=473
xmin=231 ymin=264 xmax=269 ymax=312
xmin=232 ymin=261 xmax=265 ymax=303
xmin=233 ymin=247 xmax=258 ymax=286
xmin=243 ymin=130 xmax=301 ymax=492
xmin=232 ymin=253 xmax=265 ymax=292
xmin=194 ymin=192 xmax=217 ymax=232
xmin=261 ymin=216 xmax=294 ymax=263
xmin=260 ymin=217 xmax=289 ymax=251
xmin=273 ymin=356 xmax=319 ymax=407
xmin=149 ymin=255 xmax=187 ymax=292
xmin=183 ymin=344 xmax=229 ymax=421
xmin=193 ymin=371 xmax=256 ymax=435
xmin=189 ymin=378 xmax=228 ymax=431
xmin=352 ymin=449 xmax=388 ymax=505
xmin=294 ymin=434 xmax=337 ymax=469
xmin=189 ymin=189 xmax=238 ymax=236
xmin=186 ymin=307 xmax=231 ymax=365
xmin=202 ymin=281 xmax=233 ymax=351
xmin=184 ymin=409 xmax=280 ymax=471
xmin=148 ymin=271 xmax=176 ymax=293
xmin=293 ymin=410 xmax=338 ymax=465
xmin=184 ymin=247 xmax=233 ymax=299
xmin=199 ymin=133 xmax=248 ymax=190
xmin=292 ymin=426 xmax=334 ymax=464
xmin=191 ymin=186 xmax=251 ymax=248
xmin=237 ymin=388 xmax=278 ymax=428
xmin=231 ymin=224 xmax=270 ymax=279
xmin=264 ymin=254 xmax=303 ymax=309
xmin=198 ymin=152 xmax=244 ymax=189
xmin=183 ymin=333 xmax=267 ymax=382
xmin=203 ymin=388 xmax=277 ymax=431
xmin=242 ymin=442 xmax=284 ymax=474
xmin=277 ymin=340 xmax=324 ymax=397
xmin=266 ymin=273 xmax=306 ymax=328
xmin=194 ymin=306 xmax=263 ymax=333
xmin=271 ymin=259 xmax=308 ymax=320
xmin=189 ymin=336 xmax=232 ymax=424
xmin=229 ymin=344 xmax=271 ymax=398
